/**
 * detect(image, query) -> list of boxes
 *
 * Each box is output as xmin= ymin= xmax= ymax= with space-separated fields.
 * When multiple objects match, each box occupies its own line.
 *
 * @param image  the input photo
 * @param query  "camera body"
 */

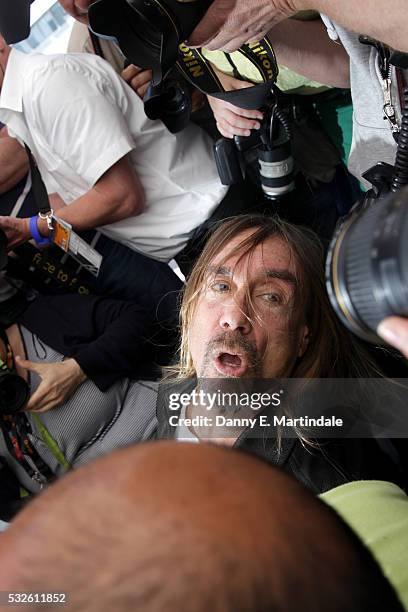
xmin=89 ymin=0 xmax=212 ymax=86
xmin=214 ymin=100 xmax=294 ymax=200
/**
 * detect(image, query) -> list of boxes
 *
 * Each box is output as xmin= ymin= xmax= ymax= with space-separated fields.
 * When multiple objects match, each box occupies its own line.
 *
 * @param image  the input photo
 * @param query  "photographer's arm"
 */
xmin=206 ymin=20 xmax=349 ymax=139
xmin=0 ymin=153 xmax=145 ymax=249
xmin=36 ymin=153 xmax=145 ymax=237
xmin=0 ymin=129 xmax=29 ymax=194
xmin=310 ymin=0 xmax=408 ymax=53
xmin=189 ymin=0 xmax=408 ymax=53
xmin=269 ymin=18 xmax=350 ymax=89
xmin=18 ymin=294 xmax=155 ymax=392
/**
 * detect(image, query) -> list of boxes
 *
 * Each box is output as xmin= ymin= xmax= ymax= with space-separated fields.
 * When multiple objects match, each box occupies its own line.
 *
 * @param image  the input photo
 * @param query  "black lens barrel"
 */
xmin=326 ymin=187 xmax=408 ymax=343
xmin=0 ymin=373 xmax=29 ymax=415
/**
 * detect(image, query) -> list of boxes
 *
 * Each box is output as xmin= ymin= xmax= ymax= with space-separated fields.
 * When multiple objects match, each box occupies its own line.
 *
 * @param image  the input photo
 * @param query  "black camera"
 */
xmin=0 ymin=230 xmax=29 ymax=416
xmin=88 ymin=1 xmax=278 ymax=133
xmin=89 ymin=0 xmax=211 ymax=87
xmin=0 ymin=367 xmax=29 ymax=416
xmin=0 ymin=334 xmax=29 ymax=417
xmin=326 ymin=82 xmax=408 ymax=345
xmin=326 ymin=166 xmax=408 ymax=344
xmin=0 ymin=0 xmax=33 ymax=44
xmin=214 ymin=98 xmax=294 ymax=200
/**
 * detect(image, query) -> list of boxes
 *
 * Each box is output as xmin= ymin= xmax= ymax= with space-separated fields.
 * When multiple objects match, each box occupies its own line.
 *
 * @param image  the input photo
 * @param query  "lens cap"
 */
xmin=0 ymin=0 xmax=33 ymax=44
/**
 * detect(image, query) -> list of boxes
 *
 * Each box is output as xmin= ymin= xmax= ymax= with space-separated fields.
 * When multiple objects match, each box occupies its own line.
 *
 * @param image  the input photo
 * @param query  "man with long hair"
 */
xmin=157 ymin=214 xmax=402 ymax=493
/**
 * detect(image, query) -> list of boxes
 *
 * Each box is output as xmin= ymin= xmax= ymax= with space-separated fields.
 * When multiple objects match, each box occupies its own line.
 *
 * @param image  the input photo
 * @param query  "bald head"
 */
xmin=0 ymin=442 xmax=402 ymax=611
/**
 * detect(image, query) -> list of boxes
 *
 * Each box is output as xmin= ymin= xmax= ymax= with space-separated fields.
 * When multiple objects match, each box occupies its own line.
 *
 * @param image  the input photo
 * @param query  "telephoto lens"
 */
xmin=258 ymin=138 xmax=294 ymax=199
xmin=326 ymin=186 xmax=408 ymax=344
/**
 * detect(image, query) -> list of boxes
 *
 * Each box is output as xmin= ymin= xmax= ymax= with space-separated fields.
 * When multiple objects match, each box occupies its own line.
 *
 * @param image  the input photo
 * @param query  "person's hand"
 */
xmin=121 ymin=65 xmax=153 ymax=99
xmin=0 ymin=216 xmax=30 ymax=251
xmin=377 ymin=317 xmax=408 ymax=359
xmin=16 ymin=357 xmax=87 ymax=413
xmin=187 ymin=0 xmax=297 ymax=51
xmin=207 ymin=71 xmax=263 ymax=138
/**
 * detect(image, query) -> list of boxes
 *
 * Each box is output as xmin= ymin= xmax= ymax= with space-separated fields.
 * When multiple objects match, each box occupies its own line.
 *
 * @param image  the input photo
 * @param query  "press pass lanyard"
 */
xmin=24 ymin=144 xmax=103 ymax=277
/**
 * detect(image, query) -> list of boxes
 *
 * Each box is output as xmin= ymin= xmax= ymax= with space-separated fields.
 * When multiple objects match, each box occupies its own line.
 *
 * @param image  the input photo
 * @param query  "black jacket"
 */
xmin=156 ymin=378 xmax=403 ymax=495
xmin=17 ymin=293 xmax=160 ymax=388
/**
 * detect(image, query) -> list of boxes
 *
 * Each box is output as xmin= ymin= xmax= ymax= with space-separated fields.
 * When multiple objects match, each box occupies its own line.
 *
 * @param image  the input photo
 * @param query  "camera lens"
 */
xmin=0 ymin=373 xmax=29 ymax=415
xmin=326 ymin=186 xmax=408 ymax=343
xmin=258 ymin=140 xmax=295 ymax=199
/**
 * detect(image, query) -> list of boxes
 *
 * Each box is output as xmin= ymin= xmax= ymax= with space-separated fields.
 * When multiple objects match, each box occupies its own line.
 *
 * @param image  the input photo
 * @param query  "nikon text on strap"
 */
xmin=176 ymin=38 xmax=279 ymax=109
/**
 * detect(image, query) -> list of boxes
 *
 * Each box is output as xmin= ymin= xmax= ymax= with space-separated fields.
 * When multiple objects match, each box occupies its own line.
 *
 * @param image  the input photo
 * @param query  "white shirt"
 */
xmin=175 ymin=404 xmax=200 ymax=443
xmin=0 ymin=49 xmax=228 ymax=262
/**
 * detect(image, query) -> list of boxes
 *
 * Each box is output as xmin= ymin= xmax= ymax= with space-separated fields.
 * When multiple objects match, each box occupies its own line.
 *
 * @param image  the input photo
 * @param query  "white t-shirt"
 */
xmin=0 ymin=49 xmax=227 ymax=262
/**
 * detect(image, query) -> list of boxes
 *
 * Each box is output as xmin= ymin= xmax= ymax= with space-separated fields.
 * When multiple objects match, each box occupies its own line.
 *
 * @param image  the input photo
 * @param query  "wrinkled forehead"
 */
xmin=208 ymin=231 xmax=300 ymax=280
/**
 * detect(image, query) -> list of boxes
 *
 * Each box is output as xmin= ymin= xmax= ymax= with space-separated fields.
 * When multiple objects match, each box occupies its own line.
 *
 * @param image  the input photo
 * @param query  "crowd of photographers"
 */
xmin=0 ymin=0 xmax=408 ymax=610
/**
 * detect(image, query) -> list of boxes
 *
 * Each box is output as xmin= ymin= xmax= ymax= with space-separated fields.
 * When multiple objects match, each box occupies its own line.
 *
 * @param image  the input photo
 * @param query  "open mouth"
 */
xmin=214 ymin=351 xmax=248 ymax=377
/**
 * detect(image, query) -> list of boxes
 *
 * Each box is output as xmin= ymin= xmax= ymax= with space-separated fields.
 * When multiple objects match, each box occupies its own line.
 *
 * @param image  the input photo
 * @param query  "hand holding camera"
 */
xmin=207 ymin=71 xmax=264 ymax=138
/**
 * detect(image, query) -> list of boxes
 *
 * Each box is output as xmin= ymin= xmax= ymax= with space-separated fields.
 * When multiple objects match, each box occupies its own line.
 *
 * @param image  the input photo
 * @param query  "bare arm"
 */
xmin=0 ymin=154 xmax=145 ymax=249
xmin=308 ymin=0 xmax=408 ymax=53
xmin=189 ymin=0 xmax=408 ymax=53
xmin=0 ymin=130 xmax=29 ymax=194
xmin=206 ymin=19 xmax=349 ymax=138
xmin=269 ymin=18 xmax=350 ymax=89
xmin=38 ymin=154 xmax=145 ymax=235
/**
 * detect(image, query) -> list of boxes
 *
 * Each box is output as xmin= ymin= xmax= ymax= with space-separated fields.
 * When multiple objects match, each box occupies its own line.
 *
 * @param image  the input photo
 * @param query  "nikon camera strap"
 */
xmin=176 ymin=37 xmax=279 ymax=109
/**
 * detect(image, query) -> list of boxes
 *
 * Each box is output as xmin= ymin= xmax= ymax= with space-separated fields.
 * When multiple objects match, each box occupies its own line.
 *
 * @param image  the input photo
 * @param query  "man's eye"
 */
xmin=210 ymin=282 xmax=230 ymax=293
xmin=260 ymin=293 xmax=282 ymax=304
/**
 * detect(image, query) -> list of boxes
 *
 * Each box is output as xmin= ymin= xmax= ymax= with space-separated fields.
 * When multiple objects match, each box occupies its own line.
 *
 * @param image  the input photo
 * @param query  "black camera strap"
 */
xmin=19 ymin=144 xmax=96 ymax=284
xmin=175 ymin=38 xmax=278 ymax=110
xmin=24 ymin=144 xmax=52 ymax=217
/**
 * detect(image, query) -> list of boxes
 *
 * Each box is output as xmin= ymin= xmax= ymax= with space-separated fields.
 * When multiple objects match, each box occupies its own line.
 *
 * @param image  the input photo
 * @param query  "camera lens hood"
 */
xmin=326 ymin=186 xmax=408 ymax=343
xmin=0 ymin=373 xmax=30 ymax=415
xmin=89 ymin=0 xmax=211 ymax=85
xmin=0 ymin=0 xmax=33 ymax=44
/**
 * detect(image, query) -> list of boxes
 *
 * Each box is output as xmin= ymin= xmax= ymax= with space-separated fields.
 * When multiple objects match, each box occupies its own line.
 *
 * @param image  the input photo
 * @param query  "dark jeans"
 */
xmin=81 ymin=234 xmax=183 ymax=368
xmin=87 ymin=234 xmax=183 ymax=322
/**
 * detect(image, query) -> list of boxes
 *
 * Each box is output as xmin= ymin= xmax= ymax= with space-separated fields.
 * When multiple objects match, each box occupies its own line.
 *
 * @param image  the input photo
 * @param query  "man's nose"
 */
xmin=219 ymin=296 xmax=252 ymax=334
